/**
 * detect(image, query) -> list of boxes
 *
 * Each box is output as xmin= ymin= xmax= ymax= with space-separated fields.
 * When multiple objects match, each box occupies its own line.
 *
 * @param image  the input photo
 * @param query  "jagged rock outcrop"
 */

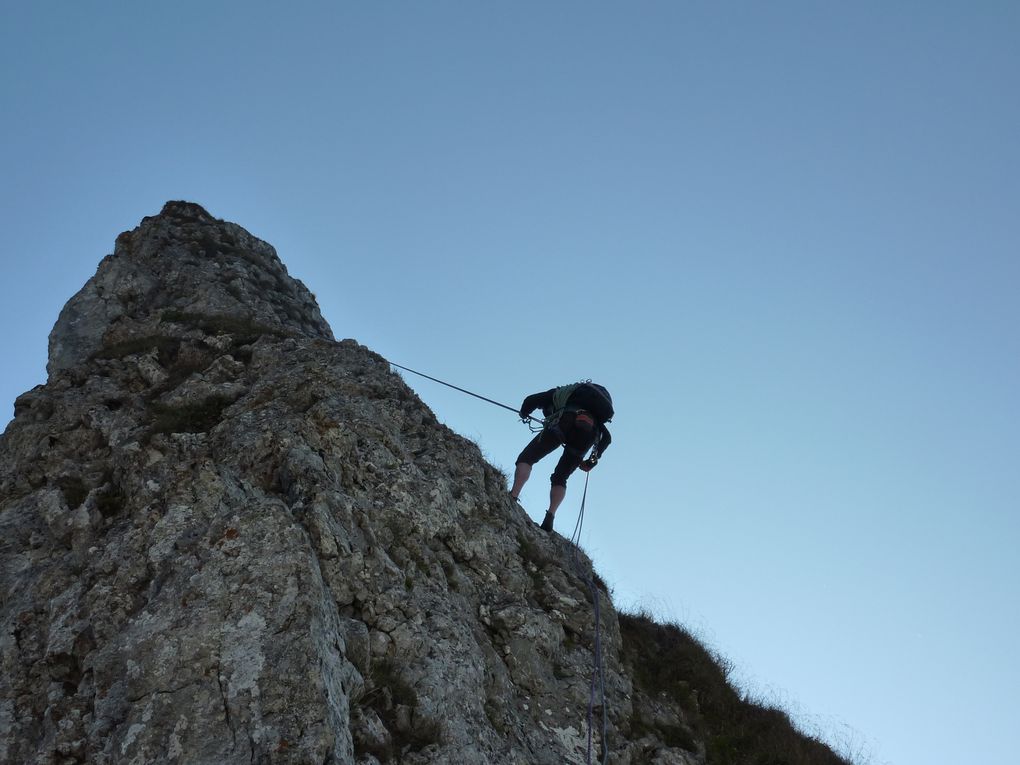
xmin=1 ymin=203 xmax=849 ymax=765
xmin=46 ymin=202 xmax=332 ymax=377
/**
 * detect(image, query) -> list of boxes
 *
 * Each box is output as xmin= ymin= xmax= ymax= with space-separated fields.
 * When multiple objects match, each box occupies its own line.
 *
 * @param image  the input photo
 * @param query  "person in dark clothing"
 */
xmin=510 ymin=382 xmax=613 ymax=532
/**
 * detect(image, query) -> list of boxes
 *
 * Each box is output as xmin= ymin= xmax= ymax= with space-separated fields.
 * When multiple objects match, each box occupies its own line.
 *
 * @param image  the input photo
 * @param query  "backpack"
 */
xmin=544 ymin=382 xmax=614 ymax=425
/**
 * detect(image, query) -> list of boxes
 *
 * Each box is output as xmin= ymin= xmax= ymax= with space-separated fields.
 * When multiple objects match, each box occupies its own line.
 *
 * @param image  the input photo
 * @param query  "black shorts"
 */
xmin=516 ymin=412 xmax=598 ymax=487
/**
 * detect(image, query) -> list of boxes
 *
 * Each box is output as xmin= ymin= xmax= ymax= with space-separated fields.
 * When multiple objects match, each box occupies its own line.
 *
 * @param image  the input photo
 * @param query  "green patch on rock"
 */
xmin=56 ymin=476 xmax=89 ymax=509
xmin=92 ymin=335 xmax=180 ymax=363
xmin=354 ymin=658 xmax=442 ymax=761
xmin=161 ymin=309 xmax=288 ymax=346
xmin=149 ymin=395 xmax=234 ymax=436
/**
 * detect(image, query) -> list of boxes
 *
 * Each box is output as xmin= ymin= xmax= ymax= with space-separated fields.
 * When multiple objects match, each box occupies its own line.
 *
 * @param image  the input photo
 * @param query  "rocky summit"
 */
xmin=1 ymin=203 xmax=850 ymax=765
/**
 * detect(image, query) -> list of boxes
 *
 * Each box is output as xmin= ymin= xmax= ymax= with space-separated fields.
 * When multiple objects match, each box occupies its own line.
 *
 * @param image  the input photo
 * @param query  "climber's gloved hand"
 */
xmin=579 ymin=458 xmax=598 ymax=472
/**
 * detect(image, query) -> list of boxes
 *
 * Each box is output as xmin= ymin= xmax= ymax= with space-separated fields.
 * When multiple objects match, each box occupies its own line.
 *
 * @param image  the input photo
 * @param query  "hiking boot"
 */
xmin=540 ymin=512 xmax=555 ymax=533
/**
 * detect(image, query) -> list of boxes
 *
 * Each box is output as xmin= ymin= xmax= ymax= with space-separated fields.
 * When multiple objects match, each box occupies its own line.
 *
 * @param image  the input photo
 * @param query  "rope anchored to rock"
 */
xmin=388 ymin=361 xmax=545 ymax=430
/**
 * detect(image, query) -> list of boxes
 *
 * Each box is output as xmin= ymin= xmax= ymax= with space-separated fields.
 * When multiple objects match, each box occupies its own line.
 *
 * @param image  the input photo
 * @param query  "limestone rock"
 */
xmin=47 ymin=201 xmax=332 ymax=377
xmin=1 ymin=203 xmax=847 ymax=765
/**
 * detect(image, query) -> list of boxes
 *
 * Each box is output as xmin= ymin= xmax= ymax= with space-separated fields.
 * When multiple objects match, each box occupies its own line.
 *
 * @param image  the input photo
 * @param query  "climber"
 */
xmin=510 ymin=382 xmax=613 ymax=532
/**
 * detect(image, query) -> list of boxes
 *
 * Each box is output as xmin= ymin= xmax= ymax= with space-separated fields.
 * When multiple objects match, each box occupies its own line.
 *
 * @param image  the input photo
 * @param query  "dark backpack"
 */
xmin=546 ymin=382 xmax=614 ymax=424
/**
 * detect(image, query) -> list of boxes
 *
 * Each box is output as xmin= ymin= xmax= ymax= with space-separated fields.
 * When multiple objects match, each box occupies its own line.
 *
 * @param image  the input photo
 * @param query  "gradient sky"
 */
xmin=3 ymin=3 xmax=1018 ymax=763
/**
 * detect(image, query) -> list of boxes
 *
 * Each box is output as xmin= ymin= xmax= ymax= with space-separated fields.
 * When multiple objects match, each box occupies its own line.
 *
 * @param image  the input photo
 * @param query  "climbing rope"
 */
xmin=570 ymin=472 xmax=609 ymax=765
xmin=388 ymin=361 xmax=545 ymax=430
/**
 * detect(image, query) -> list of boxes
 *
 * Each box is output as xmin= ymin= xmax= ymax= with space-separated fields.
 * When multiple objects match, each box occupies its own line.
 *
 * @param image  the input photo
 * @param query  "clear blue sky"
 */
xmin=3 ymin=3 xmax=1018 ymax=763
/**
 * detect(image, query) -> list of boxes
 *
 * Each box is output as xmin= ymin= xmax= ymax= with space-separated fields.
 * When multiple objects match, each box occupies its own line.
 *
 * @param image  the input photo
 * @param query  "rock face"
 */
xmin=47 ymin=202 xmax=332 ymax=377
xmin=1 ymin=204 xmax=847 ymax=765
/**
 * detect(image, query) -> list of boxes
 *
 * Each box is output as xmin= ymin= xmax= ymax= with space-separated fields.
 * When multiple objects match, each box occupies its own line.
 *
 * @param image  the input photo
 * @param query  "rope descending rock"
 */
xmin=569 ymin=473 xmax=609 ymax=765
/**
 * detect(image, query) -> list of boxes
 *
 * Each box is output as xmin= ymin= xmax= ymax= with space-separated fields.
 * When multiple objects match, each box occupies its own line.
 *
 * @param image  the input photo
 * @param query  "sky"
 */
xmin=2 ymin=2 xmax=1018 ymax=763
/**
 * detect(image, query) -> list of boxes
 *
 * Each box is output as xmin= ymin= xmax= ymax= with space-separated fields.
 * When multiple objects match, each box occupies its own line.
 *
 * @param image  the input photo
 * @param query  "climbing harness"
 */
xmin=570 ymin=471 xmax=609 ymax=765
xmin=541 ymin=380 xmax=614 ymax=436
